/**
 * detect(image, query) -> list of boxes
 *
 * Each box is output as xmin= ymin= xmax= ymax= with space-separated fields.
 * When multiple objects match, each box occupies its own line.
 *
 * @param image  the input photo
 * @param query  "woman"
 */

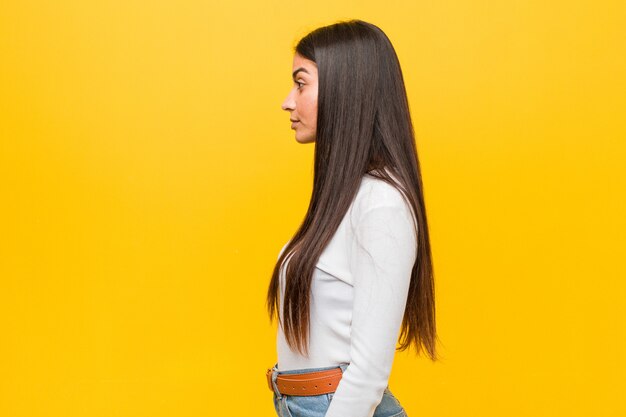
xmin=266 ymin=19 xmax=438 ymax=417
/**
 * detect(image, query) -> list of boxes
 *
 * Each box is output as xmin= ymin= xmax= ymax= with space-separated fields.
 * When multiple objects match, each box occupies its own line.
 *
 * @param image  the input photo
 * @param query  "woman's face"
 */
xmin=281 ymin=53 xmax=318 ymax=144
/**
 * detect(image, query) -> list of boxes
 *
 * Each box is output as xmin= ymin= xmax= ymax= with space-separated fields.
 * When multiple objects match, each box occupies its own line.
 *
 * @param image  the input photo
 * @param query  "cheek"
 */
xmin=303 ymin=95 xmax=317 ymax=119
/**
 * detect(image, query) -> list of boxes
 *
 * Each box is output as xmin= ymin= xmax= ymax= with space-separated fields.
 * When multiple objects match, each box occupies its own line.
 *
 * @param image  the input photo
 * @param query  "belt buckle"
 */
xmin=266 ymin=367 xmax=274 ymax=392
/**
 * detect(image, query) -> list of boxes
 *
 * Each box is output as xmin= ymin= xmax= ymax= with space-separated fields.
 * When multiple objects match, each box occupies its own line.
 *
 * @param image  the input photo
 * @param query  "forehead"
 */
xmin=292 ymin=53 xmax=317 ymax=74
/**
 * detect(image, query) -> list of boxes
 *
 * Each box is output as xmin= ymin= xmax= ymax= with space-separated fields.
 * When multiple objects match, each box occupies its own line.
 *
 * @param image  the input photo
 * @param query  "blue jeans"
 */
xmin=269 ymin=362 xmax=408 ymax=417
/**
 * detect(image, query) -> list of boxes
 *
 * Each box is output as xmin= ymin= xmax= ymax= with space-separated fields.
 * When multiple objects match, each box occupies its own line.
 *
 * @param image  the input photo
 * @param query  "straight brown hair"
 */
xmin=267 ymin=19 xmax=439 ymax=361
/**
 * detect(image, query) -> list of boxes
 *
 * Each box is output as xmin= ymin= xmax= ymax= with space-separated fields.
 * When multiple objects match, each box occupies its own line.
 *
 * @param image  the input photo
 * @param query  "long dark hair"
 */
xmin=267 ymin=19 xmax=439 ymax=361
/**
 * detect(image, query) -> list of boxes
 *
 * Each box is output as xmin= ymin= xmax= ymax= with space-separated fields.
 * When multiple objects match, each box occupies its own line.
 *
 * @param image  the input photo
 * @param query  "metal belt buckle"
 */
xmin=266 ymin=367 xmax=274 ymax=392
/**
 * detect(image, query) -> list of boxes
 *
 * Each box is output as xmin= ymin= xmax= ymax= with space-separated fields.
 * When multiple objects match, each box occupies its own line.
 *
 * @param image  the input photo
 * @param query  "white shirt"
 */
xmin=275 ymin=170 xmax=418 ymax=417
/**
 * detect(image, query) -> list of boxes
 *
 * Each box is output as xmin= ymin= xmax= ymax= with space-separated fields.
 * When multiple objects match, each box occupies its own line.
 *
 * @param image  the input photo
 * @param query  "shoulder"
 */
xmin=348 ymin=173 xmax=419 ymax=258
xmin=351 ymin=172 xmax=414 ymax=224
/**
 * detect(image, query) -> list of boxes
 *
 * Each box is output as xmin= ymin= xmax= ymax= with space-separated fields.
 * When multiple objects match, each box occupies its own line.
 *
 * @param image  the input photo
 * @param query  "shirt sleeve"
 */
xmin=324 ymin=203 xmax=418 ymax=417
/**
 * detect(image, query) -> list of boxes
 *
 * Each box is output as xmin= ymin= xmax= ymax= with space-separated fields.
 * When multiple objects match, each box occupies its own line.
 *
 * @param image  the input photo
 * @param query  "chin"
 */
xmin=295 ymin=134 xmax=315 ymax=144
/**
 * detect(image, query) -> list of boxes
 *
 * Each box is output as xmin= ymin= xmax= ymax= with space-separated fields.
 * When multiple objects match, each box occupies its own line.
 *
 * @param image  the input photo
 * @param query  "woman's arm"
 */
xmin=324 ymin=202 xmax=418 ymax=417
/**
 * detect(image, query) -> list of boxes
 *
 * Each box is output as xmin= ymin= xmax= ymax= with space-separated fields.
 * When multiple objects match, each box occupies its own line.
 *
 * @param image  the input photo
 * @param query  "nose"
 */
xmin=281 ymin=89 xmax=295 ymax=111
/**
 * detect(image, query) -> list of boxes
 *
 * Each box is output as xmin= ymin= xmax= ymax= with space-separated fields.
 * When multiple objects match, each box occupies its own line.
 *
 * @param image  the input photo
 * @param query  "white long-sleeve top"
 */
xmin=275 ymin=170 xmax=418 ymax=417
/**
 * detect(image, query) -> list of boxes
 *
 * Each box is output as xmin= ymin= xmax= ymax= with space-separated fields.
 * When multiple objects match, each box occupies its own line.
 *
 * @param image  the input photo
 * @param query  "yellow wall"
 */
xmin=1 ymin=1 xmax=624 ymax=416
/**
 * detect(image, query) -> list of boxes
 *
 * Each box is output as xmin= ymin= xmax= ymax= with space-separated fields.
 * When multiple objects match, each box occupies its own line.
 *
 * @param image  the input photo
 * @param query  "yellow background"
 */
xmin=1 ymin=1 xmax=624 ymax=416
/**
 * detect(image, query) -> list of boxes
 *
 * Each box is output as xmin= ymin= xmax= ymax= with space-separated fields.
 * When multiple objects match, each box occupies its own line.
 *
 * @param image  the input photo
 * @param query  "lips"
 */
xmin=291 ymin=121 xmax=299 ymax=129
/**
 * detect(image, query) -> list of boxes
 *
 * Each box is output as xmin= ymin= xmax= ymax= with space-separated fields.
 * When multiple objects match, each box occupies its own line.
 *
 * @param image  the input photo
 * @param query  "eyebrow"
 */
xmin=292 ymin=67 xmax=309 ymax=79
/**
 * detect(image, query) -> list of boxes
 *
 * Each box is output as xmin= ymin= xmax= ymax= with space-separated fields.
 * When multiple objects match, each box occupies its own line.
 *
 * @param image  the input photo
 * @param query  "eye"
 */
xmin=294 ymin=80 xmax=304 ymax=89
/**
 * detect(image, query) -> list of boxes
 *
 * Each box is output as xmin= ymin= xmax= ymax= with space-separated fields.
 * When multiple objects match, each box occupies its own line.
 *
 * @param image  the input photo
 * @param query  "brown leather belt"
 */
xmin=266 ymin=366 xmax=343 ymax=396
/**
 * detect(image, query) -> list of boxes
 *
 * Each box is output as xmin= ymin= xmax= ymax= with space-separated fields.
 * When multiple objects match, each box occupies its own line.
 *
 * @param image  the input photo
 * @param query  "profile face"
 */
xmin=281 ymin=53 xmax=318 ymax=144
